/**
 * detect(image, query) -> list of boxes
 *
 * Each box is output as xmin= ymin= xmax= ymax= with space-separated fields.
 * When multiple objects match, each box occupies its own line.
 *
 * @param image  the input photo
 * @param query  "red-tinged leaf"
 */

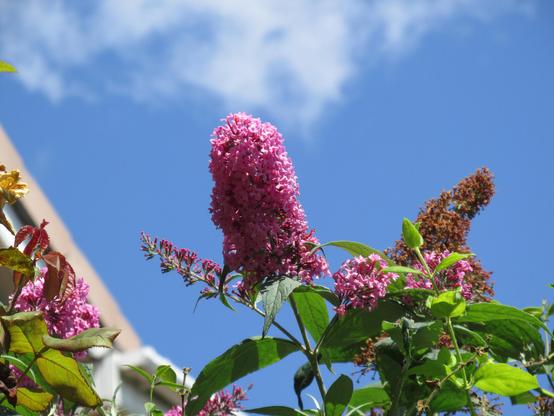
xmin=14 ymin=225 xmax=34 ymax=248
xmin=16 ymin=220 xmax=50 ymax=257
xmin=42 ymin=251 xmax=75 ymax=302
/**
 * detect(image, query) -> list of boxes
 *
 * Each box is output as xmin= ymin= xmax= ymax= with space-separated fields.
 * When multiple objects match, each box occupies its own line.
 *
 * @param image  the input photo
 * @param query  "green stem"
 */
xmin=446 ymin=318 xmax=477 ymax=416
xmin=415 ymin=248 xmax=439 ymax=293
xmin=290 ymin=296 xmax=327 ymax=405
xmin=96 ymin=405 xmax=109 ymax=416
xmin=314 ymin=314 xmax=338 ymax=354
xmin=181 ymin=367 xmax=190 ymax=415
xmin=290 ymin=296 xmax=313 ymax=351
xmin=228 ymin=294 xmax=305 ymax=349
xmin=388 ymin=359 xmax=411 ymax=416
xmin=415 ymin=248 xmax=477 ymax=416
xmin=149 ymin=379 xmax=155 ymax=404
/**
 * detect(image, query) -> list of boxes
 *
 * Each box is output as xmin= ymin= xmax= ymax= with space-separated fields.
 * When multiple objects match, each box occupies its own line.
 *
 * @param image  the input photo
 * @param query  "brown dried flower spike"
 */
xmin=388 ymin=168 xmax=495 ymax=301
xmin=0 ymin=164 xmax=29 ymax=234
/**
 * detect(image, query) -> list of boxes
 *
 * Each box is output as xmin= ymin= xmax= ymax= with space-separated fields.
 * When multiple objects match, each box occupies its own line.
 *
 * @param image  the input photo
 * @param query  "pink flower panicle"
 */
xmin=13 ymin=269 xmax=100 ymax=359
xmin=209 ymin=113 xmax=328 ymax=288
xmin=165 ymin=385 xmax=249 ymax=416
xmin=141 ymin=232 xmax=226 ymax=296
xmin=405 ymin=250 xmax=473 ymax=299
xmin=333 ymin=254 xmax=398 ymax=315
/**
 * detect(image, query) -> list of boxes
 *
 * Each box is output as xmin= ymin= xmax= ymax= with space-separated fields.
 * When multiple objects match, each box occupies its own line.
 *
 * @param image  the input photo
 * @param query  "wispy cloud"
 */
xmin=0 ymin=0 xmax=534 ymax=127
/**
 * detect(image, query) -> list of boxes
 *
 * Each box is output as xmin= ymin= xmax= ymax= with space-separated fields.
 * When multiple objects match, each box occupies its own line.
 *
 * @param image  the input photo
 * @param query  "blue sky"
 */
xmin=1 ymin=0 xmax=553 ymax=414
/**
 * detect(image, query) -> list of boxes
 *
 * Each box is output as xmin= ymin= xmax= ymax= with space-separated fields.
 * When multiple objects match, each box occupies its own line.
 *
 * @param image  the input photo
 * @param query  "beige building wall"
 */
xmin=0 ymin=125 xmax=193 ymax=411
xmin=0 ymin=125 xmax=141 ymax=351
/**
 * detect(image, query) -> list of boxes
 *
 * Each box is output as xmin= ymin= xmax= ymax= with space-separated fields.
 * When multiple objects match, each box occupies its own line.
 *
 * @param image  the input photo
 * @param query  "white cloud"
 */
xmin=0 ymin=0 xmax=534 ymax=127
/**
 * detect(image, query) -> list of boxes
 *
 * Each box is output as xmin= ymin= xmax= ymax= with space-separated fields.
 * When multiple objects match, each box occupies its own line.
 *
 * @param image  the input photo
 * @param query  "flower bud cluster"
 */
xmin=165 ymin=385 xmax=249 ymax=416
xmin=333 ymin=254 xmax=398 ymax=315
xmin=141 ymin=232 xmax=225 ymax=294
xmin=406 ymin=250 xmax=473 ymax=299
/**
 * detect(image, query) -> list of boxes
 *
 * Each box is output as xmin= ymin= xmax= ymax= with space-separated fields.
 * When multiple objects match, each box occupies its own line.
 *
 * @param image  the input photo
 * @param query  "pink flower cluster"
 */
xmin=141 ymin=232 xmax=226 ymax=297
xmin=14 ymin=269 xmax=100 ymax=356
xmin=333 ymin=254 xmax=398 ymax=315
xmin=209 ymin=113 xmax=328 ymax=288
xmin=406 ymin=251 xmax=473 ymax=299
xmin=165 ymin=385 xmax=248 ymax=416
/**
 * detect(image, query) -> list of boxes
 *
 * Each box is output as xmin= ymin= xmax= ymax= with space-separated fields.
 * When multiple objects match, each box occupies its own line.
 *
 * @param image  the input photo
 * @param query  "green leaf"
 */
xmin=0 ymin=248 xmax=34 ymax=276
xmin=374 ymin=339 xmax=403 ymax=389
xmin=125 ymin=364 xmax=154 ymax=383
xmin=12 ymin=353 xmax=55 ymax=394
xmin=548 ymin=303 xmax=554 ymax=317
xmin=16 ymin=388 xmax=53 ymax=411
xmin=321 ymin=301 xmax=404 ymax=355
xmin=523 ymin=306 xmax=544 ymax=319
xmin=42 ymin=327 xmax=120 ymax=352
xmin=0 ymin=354 xmax=38 ymax=384
xmin=0 ymin=60 xmax=16 ymax=72
xmin=186 ymin=337 xmax=299 ymax=415
xmin=37 ymin=349 xmax=101 ymax=406
xmin=510 ymin=391 xmax=537 ymax=405
xmin=145 ymin=402 xmax=163 ymax=416
xmin=294 ymin=362 xmax=315 ymax=410
xmin=291 ymin=287 xmax=329 ymax=343
xmin=474 ymin=363 xmax=539 ymax=396
xmin=383 ymin=320 xmax=443 ymax=356
xmin=295 ymin=284 xmax=340 ymax=307
xmin=453 ymin=325 xmax=487 ymax=347
xmin=261 ymin=277 xmax=301 ymax=337
xmin=435 ymin=252 xmax=473 ymax=273
xmin=157 ymin=380 xmax=186 ymax=391
xmin=325 ymin=375 xmax=353 ymax=416
xmin=155 ymin=365 xmax=177 ymax=384
xmin=540 ymin=388 xmax=554 ymax=399
xmin=429 ymin=290 xmax=466 ymax=318
xmin=465 ymin=319 xmax=544 ymax=361
xmin=348 ymin=385 xmax=390 ymax=412
xmin=382 ymin=265 xmax=423 ymax=275
xmin=429 ymin=380 xmax=468 ymax=413
xmin=410 ymin=321 xmax=444 ymax=351
xmin=457 ymin=303 xmax=547 ymax=330
xmin=402 ymin=218 xmax=423 ymax=249
xmin=219 ymin=293 xmax=236 ymax=311
xmin=1 ymin=312 xmax=101 ymax=406
xmin=246 ymin=406 xmax=303 ymax=415
xmin=2 ymin=311 xmax=47 ymax=353
xmin=407 ymin=349 xmax=452 ymax=379
xmin=309 ymin=241 xmax=393 ymax=265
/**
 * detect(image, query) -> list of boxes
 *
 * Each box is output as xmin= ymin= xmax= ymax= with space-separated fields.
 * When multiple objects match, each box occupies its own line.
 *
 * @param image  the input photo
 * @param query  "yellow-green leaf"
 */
xmin=1 ymin=312 xmax=102 ymax=407
xmin=429 ymin=291 xmax=466 ymax=318
xmin=0 ymin=61 xmax=16 ymax=72
xmin=0 ymin=248 xmax=34 ymax=276
xmin=474 ymin=363 xmax=539 ymax=396
xmin=17 ymin=388 xmax=53 ymax=411
xmin=43 ymin=327 xmax=121 ymax=352
xmin=36 ymin=349 xmax=101 ymax=406
xmin=2 ymin=311 xmax=47 ymax=353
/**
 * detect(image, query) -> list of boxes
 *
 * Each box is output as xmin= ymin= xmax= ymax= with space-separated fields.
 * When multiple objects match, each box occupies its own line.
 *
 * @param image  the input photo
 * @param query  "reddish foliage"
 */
xmin=42 ymin=251 xmax=76 ymax=302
